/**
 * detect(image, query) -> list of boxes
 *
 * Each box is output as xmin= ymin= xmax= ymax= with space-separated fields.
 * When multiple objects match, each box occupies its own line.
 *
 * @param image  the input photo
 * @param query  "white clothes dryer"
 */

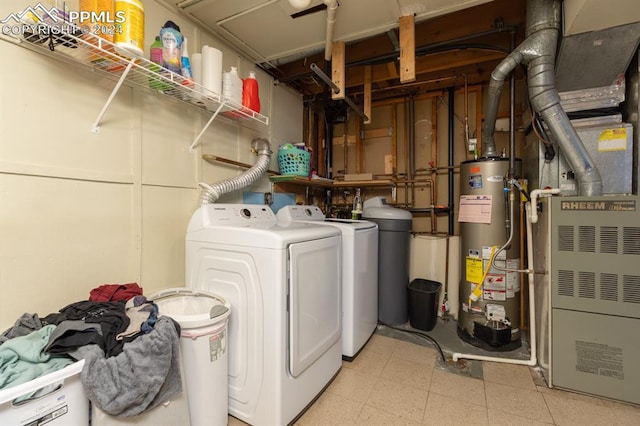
xmin=186 ymin=204 xmax=342 ymax=425
xmin=277 ymin=205 xmax=378 ymax=360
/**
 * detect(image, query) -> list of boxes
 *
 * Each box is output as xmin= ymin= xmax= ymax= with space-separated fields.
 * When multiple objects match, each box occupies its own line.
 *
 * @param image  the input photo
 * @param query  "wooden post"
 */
xmin=364 ymin=65 xmax=372 ymax=125
xmin=331 ymin=41 xmax=345 ymax=100
xmin=355 ymin=115 xmax=363 ymax=174
xmin=399 ymin=15 xmax=416 ymax=83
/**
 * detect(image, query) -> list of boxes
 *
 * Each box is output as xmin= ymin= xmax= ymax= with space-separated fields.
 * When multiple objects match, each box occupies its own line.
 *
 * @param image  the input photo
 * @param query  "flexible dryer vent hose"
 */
xmin=199 ymin=138 xmax=272 ymax=205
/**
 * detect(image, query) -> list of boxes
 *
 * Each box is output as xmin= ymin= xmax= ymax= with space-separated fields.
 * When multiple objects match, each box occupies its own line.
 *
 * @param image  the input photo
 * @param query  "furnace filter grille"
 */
xmin=559 ymin=225 xmax=640 ymax=255
xmin=555 ymin=224 xmax=640 ymax=308
xmin=578 ymin=272 xmax=596 ymax=299
xmin=623 ymin=275 xmax=640 ymax=304
xmin=558 ymin=225 xmax=574 ymax=251
xmin=578 ymin=226 xmax=596 ymax=253
xmin=600 ymin=226 xmax=618 ymax=254
xmin=558 ymin=270 xmax=574 ymax=297
xmin=600 ymin=273 xmax=618 ymax=301
xmin=623 ymin=227 xmax=640 ymax=255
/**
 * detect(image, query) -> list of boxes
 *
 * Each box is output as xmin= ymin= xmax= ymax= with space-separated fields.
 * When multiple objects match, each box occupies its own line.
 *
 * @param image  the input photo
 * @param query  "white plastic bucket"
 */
xmin=151 ymin=288 xmax=231 ymax=426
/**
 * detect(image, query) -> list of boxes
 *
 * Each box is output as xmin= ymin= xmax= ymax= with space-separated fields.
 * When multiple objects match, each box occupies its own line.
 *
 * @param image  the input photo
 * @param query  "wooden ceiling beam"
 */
xmin=399 ymin=14 xmax=416 ymax=83
xmin=317 ymin=49 xmax=505 ymax=94
xmin=271 ymin=0 xmax=524 ymax=80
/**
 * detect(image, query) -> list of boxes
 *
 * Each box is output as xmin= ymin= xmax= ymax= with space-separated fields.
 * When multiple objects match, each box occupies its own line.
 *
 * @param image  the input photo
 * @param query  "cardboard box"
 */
xmin=0 ymin=360 xmax=88 ymax=425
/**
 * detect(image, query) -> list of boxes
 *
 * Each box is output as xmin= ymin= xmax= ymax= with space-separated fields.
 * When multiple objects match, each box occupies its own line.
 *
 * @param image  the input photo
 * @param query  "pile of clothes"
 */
xmin=0 ymin=283 xmax=183 ymax=417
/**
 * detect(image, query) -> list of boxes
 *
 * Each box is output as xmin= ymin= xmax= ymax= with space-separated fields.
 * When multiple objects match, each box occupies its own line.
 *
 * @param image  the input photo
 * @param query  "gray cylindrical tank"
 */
xmin=458 ymin=158 xmax=522 ymax=347
xmin=363 ymin=196 xmax=413 ymax=325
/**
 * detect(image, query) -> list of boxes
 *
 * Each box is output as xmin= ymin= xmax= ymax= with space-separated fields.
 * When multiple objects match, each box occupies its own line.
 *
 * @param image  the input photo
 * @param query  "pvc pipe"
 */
xmin=529 ymin=188 xmax=560 ymax=224
xmin=452 ymin=202 xmax=538 ymax=366
xmin=324 ymin=0 xmax=338 ymax=61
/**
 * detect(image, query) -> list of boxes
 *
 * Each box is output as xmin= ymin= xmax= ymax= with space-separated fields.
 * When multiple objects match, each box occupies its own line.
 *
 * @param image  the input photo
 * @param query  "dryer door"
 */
xmin=288 ymin=235 xmax=341 ymax=377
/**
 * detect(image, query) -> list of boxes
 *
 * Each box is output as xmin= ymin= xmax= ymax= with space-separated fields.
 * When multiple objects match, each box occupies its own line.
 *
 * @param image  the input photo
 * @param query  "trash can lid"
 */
xmin=150 ymin=287 xmax=230 ymax=329
xmin=362 ymin=196 xmax=412 ymax=220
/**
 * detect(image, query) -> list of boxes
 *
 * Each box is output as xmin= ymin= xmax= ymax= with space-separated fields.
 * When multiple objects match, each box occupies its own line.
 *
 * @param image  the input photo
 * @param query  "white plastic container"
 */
xmin=0 ymin=360 xmax=88 ymax=425
xmin=151 ymin=288 xmax=231 ymax=426
xmin=114 ymin=0 xmax=145 ymax=57
xmin=222 ymin=66 xmax=243 ymax=106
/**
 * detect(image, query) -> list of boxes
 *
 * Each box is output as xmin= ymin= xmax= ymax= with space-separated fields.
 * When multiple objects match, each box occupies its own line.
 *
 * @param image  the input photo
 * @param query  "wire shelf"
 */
xmin=1 ymin=19 xmax=268 ymax=147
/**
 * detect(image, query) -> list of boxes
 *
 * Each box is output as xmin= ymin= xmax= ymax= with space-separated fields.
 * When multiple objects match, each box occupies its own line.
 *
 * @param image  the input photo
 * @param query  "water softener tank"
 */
xmin=458 ymin=158 xmax=522 ymax=350
xmin=363 ymin=196 xmax=412 ymax=325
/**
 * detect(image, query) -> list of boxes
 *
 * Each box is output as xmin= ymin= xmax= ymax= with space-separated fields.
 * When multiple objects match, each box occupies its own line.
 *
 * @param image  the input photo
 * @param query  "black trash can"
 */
xmin=408 ymin=279 xmax=442 ymax=331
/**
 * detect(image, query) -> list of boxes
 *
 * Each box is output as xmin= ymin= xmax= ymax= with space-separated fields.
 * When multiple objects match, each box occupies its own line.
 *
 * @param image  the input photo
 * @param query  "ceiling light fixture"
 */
xmin=288 ymin=0 xmax=313 ymax=9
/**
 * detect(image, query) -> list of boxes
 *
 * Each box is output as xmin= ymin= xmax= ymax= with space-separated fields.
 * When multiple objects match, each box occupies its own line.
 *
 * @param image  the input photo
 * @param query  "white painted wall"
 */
xmin=409 ymin=235 xmax=460 ymax=319
xmin=0 ymin=0 xmax=303 ymax=330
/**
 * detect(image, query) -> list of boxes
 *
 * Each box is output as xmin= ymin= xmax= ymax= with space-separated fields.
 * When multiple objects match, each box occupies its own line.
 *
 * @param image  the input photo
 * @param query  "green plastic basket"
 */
xmin=277 ymin=148 xmax=311 ymax=176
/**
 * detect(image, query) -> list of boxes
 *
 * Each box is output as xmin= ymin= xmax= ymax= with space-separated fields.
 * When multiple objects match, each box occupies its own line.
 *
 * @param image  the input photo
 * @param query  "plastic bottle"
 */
xmin=222 ymin=66 xmax=243 ymax=106
xmin=149 ymin=36 xmax=172 ymax=91
xmin=242 ymin=71 xmax=261 ymax=113
xmin=113 ymin=0 xmax=145 ymax=58
xmin=150 ymin=36 xmax=162 ymax=64
xmin=351 ymin=188 xmax=363 ymax=220
xmin=160 ymin=21 xmax=183 ymax=74
xmin=180 ymin=37 xmax=193 ymax=80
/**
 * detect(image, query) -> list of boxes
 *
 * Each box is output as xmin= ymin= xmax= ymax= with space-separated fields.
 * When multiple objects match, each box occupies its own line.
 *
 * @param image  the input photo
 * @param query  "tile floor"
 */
xmin=228 ymin=331 xmax=640 ymax=425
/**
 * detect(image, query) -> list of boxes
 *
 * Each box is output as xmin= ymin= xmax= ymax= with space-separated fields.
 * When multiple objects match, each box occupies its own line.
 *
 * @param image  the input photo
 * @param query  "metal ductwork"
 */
xmin=481 ymin=0 xmax=602 ymax=196
xmin=199 ymin=138 xmax=272 ymax=205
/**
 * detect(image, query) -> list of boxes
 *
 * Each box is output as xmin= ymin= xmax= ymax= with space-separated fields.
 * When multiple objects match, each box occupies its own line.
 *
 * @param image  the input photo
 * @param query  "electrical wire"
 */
xmin=530 ymin=104 xmax=552 ymax=145
xmin=378 ymin=321 xmax=447 ymax=363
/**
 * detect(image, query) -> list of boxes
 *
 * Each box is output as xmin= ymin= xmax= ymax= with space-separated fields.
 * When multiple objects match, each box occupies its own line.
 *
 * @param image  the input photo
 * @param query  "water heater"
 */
xmin=458 ymin=157 xmax=522 ymax=349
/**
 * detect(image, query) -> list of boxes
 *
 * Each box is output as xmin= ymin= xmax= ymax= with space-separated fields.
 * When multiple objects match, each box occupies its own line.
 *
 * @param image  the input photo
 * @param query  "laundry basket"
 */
xmin=151 ymin=288 xmax=231 ymax=426
xmin=277 ymin=147 xmax=311 ymax=176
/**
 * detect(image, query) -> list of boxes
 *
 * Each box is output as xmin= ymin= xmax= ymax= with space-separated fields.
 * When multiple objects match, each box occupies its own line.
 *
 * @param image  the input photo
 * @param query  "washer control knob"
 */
xmin=304 ymin=208 xmax=313 ymax=217
xmin=240 ymin=208 xmax=252 ymax=219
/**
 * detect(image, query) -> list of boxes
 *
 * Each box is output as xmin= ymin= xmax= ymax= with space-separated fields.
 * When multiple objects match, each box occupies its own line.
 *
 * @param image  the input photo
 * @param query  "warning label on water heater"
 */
xmin=483 ymin=274 xmax=506 ymax=301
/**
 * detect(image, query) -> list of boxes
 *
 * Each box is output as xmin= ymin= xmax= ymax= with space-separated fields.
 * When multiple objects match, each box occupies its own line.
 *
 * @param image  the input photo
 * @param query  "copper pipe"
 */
xmin=520 ymin=198 xmax=527 ymax=330
xmin=431 ymin=97 xmax=438 ymax=232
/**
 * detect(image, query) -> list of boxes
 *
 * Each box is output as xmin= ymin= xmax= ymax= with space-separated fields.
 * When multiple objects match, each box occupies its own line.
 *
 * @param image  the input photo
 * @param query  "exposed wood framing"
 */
xmin=392 ymin=104 xmax=398 ymax=174
xmin=355 ymin=116 xmax=363 ymax=173
xmin=431 ymin=97 xmax=438 ymax=204
xmin=364 ymin=65 xmax=372 ymax=125
xmin=399 ymin=14 xmax=416 ymax=83
xmin=363 ymin=127 xmax=392 ymax=139
xmin=272 ymin=0 xmax=526 ymax=98
xmin=331 ymin=41 xmax=345 ymax=100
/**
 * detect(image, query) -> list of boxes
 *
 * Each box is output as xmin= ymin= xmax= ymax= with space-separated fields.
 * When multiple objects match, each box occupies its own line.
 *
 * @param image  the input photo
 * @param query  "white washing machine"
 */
xmin=277 ymin=205 xmax=378 ymax=360
xmin=185 ymin=204 xmax=342 ymax=426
